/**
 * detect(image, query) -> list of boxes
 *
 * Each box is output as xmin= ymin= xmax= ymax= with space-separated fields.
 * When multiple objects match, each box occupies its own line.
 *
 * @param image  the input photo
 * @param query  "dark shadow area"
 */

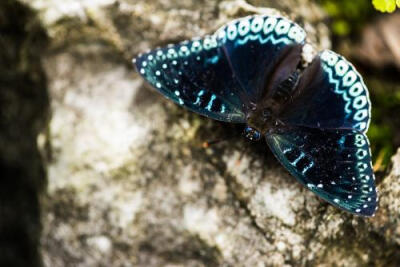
xmin=0 ymin=0 xmax=49 ymax=266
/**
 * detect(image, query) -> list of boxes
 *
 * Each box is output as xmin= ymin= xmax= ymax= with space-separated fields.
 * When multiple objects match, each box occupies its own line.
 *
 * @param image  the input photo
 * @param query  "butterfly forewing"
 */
xmin=216 ymin=15 xmax=306 ymax=102
xmin=134 ymin=15 xmax=307 ymax=122
xmin=134 ymin=37 xmax=246 ymax=122
xmin=279 ymin=50 xmax=371 ymax=133
xmin=266 ymin=127 xmax=377 ymax=216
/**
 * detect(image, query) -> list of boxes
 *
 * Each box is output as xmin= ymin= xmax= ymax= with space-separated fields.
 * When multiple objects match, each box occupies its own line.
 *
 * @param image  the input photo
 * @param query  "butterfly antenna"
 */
xmin=202 ymin=139 xmax=225 ymax=148
xmin=202 ymin=129 xmax=239 ymax=149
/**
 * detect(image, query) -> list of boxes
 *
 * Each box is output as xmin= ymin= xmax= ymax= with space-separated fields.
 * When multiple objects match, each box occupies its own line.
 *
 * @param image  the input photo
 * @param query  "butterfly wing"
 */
xmin=134 ymin=15 xmax=307 ymax=122
xmin=134 ymin=36 xmax=246 ymax=122
xmin=216 ymin=15 xmax=306 ymax=102
xmin=266 ymin=126 xmax=377 ymax=216
xmin=278 ymin=50 xmax=371 ymax=133
xmin=267 ymin=50 xmax=376 ymax=216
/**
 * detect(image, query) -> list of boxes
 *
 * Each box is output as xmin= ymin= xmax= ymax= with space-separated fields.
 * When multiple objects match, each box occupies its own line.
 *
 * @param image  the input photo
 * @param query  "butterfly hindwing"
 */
xmin=266 ymin=126 xmax=377 ymax=216
xmin=279 ymin=50 xmax=371 ymax=133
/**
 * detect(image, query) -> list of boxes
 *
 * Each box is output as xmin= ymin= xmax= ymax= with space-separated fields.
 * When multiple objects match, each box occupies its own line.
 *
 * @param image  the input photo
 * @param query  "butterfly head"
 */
xmin=243 ymin=126 xmax=261 ymax=141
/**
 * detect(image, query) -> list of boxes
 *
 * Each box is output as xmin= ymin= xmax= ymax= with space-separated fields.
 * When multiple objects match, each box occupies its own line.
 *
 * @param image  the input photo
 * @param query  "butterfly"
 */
xmin=133 ymin=14 xmax=378 ymax=216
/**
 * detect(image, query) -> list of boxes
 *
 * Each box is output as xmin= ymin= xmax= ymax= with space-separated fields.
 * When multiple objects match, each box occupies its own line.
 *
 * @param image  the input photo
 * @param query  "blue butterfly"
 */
xmin=133 ymin=15 xmax=378 ymax=216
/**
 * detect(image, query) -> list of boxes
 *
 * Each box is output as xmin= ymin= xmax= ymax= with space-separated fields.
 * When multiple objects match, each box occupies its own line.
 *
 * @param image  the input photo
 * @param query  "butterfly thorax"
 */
xmin=245 ymin=71 xmax=299 ymax=138
xmin=245 ymin=107 xmax=279 ymax=140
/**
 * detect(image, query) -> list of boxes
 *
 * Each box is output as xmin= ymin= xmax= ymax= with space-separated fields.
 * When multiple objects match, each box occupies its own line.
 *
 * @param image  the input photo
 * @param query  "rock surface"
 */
xmin=11 ymin=0 xmax=400 ymax=266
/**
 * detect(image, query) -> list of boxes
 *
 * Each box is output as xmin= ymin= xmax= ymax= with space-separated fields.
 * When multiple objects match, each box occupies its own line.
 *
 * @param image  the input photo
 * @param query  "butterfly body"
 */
xmin=134 ymin=14 xmax=378 ymax=217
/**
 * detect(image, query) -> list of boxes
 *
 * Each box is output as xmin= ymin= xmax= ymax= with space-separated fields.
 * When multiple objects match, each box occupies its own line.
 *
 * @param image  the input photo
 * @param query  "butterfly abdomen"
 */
xmin=273 ymin=71 xmax=299 ymax=103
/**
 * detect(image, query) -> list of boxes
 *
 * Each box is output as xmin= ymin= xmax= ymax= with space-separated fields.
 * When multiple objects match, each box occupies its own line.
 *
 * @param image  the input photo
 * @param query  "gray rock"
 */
xmin=15 ymin=0 xmax=400 ymax=266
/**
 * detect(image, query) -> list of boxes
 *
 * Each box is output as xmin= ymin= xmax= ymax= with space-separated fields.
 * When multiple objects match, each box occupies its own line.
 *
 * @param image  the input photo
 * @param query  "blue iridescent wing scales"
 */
xmin=266 ymin=127 xmax=377 ymax=216
xmin=216 ymin=15 xmax=306 ymax=101
xmin=319 ymin=50 xmax=371 ymax=132
xmin=279 ymin=50 xmax=371 ymax=133
xmin=134 ymin=36 xmax=246 ymax=122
